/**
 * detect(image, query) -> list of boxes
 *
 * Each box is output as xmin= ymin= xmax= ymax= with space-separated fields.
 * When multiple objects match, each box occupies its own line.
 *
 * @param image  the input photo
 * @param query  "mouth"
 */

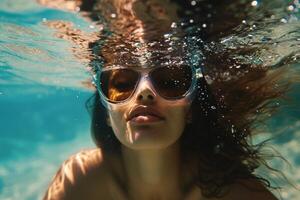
xmin=130 ymin=114 xmax=164 ymax=124
xmin=127 ymin=106 xmax=165 ymax=125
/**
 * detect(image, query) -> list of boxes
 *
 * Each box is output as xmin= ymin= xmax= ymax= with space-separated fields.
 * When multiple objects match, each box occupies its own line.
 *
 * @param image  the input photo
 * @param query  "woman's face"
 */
xmin=106 ymin=67 xmax=192 ymax=150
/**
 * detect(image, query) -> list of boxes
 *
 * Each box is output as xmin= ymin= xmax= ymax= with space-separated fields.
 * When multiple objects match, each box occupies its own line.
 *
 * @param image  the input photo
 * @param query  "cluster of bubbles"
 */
xmin=88 ymin=0 xmax=299 ymax=122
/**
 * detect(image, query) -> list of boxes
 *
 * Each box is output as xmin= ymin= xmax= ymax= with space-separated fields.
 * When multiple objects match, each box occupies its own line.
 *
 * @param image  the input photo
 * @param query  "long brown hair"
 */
xmin=83 ymin=0 xmax=300 ymax=198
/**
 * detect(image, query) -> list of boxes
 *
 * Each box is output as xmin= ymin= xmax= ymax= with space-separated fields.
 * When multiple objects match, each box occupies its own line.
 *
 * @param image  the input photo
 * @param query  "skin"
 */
xmin=106 ymin=72 xmax=195 ymax=200
xmin=107 ymin=69 xmax=192 ymax=150
xmin=43 ymin=73 xmax=279 ymax=199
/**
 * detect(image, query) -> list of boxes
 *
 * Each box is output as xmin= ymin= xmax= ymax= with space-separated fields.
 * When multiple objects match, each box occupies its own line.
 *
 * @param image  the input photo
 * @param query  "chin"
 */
xmin=121 ymin=135 xmax=180 ymax=150
xmin=114 ymin=124 xmax=183 ymax=150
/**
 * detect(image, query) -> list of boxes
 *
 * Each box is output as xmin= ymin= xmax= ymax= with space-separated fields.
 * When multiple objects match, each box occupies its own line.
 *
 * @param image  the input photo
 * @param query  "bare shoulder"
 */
xmin=218 ymin=179 xmax=278 ymax=200
xmin=43 ymin=148 xmax=111 ymax=200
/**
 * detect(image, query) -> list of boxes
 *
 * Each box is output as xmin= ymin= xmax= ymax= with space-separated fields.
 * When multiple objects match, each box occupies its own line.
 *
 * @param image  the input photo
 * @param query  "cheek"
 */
xmin=108 ymin=110 xmax=127 ymax=140
xmin=166 ymin=106 xmax=189 ymax=135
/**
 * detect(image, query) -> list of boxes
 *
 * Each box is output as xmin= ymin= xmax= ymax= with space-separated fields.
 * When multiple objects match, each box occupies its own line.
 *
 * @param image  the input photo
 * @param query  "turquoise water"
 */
xmin=0 ymin=0 xmax=299 ymax=199
xmin=0 ymin=1 xmax=95 ymax=199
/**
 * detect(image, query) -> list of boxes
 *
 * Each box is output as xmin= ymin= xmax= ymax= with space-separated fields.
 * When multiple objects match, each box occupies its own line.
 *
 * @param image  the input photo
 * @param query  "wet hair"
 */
xmin=86 ymin=64 xmax=292 ymax=198
xmin=84 ymin=0 xmax=299 ymax=198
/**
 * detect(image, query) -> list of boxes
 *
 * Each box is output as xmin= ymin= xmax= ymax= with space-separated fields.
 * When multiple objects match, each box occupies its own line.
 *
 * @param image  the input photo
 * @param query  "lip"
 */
xmin=126 ymin=106 xmax=165 ymax=122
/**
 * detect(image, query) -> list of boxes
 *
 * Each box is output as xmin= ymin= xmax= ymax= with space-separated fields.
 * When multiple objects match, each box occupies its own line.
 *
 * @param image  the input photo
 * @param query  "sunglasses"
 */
xmin=93 ymin=65 xmax=202 ymax=106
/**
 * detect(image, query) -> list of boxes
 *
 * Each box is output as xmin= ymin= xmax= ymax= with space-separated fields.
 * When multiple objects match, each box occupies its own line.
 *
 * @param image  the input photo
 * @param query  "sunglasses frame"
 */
xmin=93 ymin=64 xmax=203 ymax=108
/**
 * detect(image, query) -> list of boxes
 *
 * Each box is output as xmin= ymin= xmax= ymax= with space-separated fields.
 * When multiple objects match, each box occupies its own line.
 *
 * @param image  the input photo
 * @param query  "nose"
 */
xmin=134 ymin=76 xmax=156 ymax=103
xmin=137 ymin=90 xmax=155 ymax=102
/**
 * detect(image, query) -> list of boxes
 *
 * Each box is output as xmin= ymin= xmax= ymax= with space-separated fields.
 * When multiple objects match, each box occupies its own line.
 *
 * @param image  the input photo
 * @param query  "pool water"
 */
xmin=0 ymin=1 xmax=95 ymax=199
xmin=0 ymin=0 xmax=299 ymax=199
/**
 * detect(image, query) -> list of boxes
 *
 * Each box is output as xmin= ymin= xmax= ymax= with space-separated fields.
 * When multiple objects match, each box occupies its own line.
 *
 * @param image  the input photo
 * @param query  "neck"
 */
xmin=121 ymin=141 xmax=183 ymax=199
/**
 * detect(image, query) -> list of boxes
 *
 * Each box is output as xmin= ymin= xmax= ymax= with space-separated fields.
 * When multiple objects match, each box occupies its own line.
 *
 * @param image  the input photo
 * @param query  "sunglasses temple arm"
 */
xmin=195 ymin=67 xmax=204 ymax=79
xmin=91 ymin=74 xmax=98 ymax=87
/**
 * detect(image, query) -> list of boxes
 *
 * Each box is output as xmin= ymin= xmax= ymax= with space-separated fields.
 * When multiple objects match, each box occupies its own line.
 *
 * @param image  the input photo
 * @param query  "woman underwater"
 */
xmin=42 ymin=0 xmax=300 ymax=199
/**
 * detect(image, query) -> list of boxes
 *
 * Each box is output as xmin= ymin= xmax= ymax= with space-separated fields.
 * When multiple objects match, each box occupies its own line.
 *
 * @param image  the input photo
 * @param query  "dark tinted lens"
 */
xmin=150 ymin=65 xmax=193 ymax=98
xmin=100 ymin=69 xmax=140 ymax=102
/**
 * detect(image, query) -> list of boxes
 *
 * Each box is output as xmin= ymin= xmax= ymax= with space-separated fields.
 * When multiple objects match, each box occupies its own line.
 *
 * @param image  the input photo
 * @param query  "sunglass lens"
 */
xmin=151 ymin=65 xmax=193 ymax=99
xmin=100 ymin=69 xmax=139 ymax=102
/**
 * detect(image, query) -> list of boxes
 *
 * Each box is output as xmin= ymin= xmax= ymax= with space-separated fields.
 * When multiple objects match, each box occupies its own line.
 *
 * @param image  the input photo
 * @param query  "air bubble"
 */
xmin=75 ymin=6 xmax=80 ymax=12
xmin=171 ymin=22 xmax=177 ymax=28
xmin=287 ymin=5 xmax=294 ymax=11
xmin=191 ymin=1 xmax=196 ymax=6
xmin=111 ymin=13 xmax=117 ymax=18
xmin=164 ymin=33 xmax=171 ymax=38
xmin=231 ymin=125 xmax=235 ymax=133
xmin=280 ymin=18 xmax=288 ymax=23
xmin=133 ymin=42 xmax=141 ymax=47
xmin=251 ymin=1 xmax=258 ymax=7
xmin=202 ymin=23 xmax=207 ymax=28
xmin=99 ymin=25 xmax=104 ymax=31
